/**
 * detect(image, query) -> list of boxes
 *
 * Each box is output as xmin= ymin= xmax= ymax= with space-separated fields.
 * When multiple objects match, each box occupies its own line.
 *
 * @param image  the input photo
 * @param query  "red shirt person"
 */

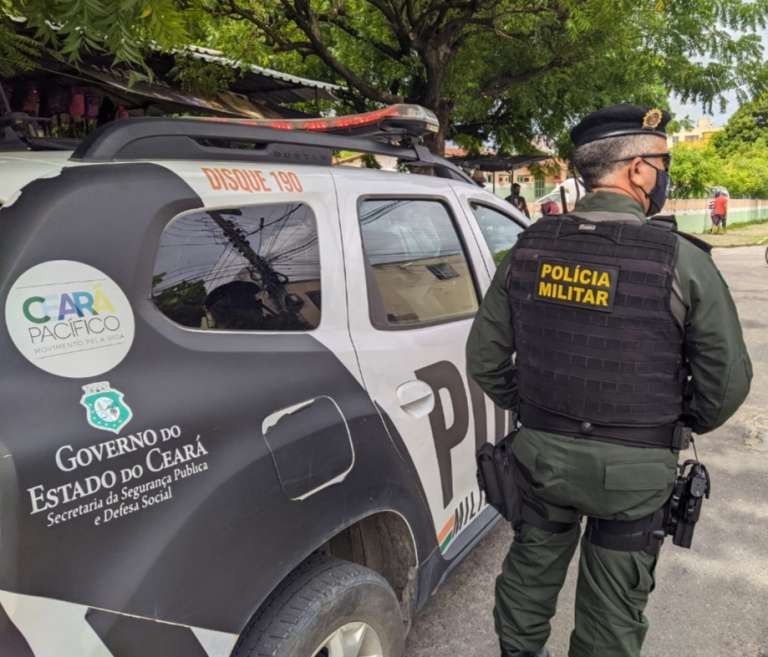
xmin=712 ymin=192 xmax=728 ymax=230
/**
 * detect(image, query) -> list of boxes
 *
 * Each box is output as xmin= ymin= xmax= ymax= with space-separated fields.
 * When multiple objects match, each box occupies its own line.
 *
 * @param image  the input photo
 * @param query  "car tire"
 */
xmin=234 ymin=555 xmax=406 ymax=657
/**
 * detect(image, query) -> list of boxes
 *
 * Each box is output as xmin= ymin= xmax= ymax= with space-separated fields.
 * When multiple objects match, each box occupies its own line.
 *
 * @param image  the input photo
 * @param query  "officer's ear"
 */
xmin=627 ymin=156 xmax=650 ymax=186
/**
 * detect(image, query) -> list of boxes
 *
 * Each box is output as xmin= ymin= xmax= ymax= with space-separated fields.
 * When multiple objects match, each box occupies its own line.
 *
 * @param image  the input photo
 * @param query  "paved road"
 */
xmin=406 ymin=245 xmax=768 ymax=657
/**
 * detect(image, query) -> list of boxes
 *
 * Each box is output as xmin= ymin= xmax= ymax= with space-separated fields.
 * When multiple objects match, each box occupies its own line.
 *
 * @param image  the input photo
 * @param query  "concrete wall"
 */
xmin=661 ymin=198 xmax=768 ymax=234
xmin=497 ymin=195 xmax=768 ymax=233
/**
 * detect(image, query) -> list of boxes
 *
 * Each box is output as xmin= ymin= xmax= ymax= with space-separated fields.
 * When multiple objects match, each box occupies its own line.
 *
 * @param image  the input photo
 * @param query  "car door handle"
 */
xmin=396 ymin=380 xmax=435 ymax=418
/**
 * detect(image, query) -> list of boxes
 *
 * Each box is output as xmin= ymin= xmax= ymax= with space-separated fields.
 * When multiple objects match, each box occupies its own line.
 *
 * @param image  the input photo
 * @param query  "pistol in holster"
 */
xmin=476 ymin=432 xmax=521 ymax=523
xmin=663 ymin=458 xmax=711 ymax=548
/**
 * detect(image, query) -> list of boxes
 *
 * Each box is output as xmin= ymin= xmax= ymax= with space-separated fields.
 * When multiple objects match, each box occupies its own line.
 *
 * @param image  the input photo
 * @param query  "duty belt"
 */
xmin=519 ymin=401 xmax=691 ymax=451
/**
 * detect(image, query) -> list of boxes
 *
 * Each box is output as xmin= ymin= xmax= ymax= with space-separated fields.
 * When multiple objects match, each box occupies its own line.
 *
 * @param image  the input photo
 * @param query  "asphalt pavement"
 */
xmin=406 ymin=245 xmax=768 ymax=657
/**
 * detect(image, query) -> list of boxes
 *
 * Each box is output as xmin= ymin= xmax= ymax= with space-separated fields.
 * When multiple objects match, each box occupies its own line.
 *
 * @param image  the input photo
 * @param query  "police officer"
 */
xmin=467 ymin=104 xmax=752 ymax=657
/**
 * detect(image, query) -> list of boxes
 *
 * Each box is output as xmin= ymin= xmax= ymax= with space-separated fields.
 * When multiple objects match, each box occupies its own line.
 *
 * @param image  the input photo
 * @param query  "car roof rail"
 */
xmin=0 ymin=125 xmax=28 ymax=151
xmin=71 ymin=107 xmax=476 ymax=184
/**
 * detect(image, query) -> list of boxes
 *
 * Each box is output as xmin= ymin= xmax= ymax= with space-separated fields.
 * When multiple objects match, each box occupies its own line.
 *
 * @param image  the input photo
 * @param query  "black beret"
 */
xmin=571 ymin=103 xmax=671 ymax=147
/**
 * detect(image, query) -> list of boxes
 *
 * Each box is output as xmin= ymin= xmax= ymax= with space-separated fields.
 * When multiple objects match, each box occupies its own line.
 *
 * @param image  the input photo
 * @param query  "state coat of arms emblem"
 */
xmin=642 ymin=108 xmax=663 ymax=130
xmin=80 ymin=381 xmax=133 ymax=433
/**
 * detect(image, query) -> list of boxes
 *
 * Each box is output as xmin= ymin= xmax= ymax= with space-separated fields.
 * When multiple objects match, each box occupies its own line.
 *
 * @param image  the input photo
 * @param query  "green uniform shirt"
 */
xmin=467 ymin=191 xmax=752 ymax=436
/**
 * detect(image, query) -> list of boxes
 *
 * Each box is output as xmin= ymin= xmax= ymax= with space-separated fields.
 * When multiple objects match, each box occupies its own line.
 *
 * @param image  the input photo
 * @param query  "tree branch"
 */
xmin=212 ymin=0 xmax=304 ymax=54
xmin=315 ymin=12 xmax=405 ymax=60
xmin=365 ymin=0 xmax=413 ymax=54
xmin=455 ymin=1 xmax=567 ymax=34
xmin=486 ymin=52 xmax=577 ymax=90
xmin=415 ymin=0 xmax=475 ymax=28
xmin=212 ymin=0 xmax=403 ymax=104
xmin=403 ymin=0 xmax=417 ymax=30
xmin=286 ymin=0 xmax=403 ymax=104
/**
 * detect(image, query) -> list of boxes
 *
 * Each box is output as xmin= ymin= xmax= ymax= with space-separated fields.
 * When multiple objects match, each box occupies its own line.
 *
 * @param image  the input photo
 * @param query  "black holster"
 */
xmin=664 ymin=459 xmax=710 ymax=548
xmin=476 ymin=433 xmax=521 ymax=523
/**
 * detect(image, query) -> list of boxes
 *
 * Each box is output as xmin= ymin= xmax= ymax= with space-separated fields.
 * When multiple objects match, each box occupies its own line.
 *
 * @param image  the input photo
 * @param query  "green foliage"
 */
xmin=668 ymin=103 xmax=768 ymax=199
xmin=0 ymin=16 xmax=39 ymax=77
xmin=152 ymin=278 xmax=207 ymax=328
xmin=663 ymin=91 xmax=768 ymax=200
xmin=190 ymin=0 xmax=768 ymax=152
xmin=4 ymin=0 xmax=768 ymax=156
xmin=361 ymin=153 xmax=381 ymax=169
xmin=717 ymin=145 xmax=768 ymax=197
xmin=711 ymin=91 xmax=768 ymax=155
xmin=670 ymin=142 xmax=720 ymax=198
xmin=2 ymin=0 xmax=190 ymax=75
xmin=169 ymin=53 xmax=237 ymax=96
xmin=494 ymin=249 xmax=512 ymax=266
xmin=668 ymin=137 xmax=768 ymax=200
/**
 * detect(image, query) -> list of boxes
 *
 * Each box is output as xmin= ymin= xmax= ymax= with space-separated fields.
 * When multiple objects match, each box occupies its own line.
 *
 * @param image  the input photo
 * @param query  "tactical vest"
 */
xmin=506 ymin=215 xmax=685 ymax=449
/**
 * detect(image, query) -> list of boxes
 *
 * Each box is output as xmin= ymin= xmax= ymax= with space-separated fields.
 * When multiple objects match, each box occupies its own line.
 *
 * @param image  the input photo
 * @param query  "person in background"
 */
xmin=506 ymin=183 xmax=531 ymax=219
xmin=712 ymin=190 xmax=729 ymax=233
xmin=707 ymin=198 xmax=717 ymax=232
xmin=540 ymin=200 xmax=561 ymax=217
xmin=472 ymin=169 xmax=488 ymax=188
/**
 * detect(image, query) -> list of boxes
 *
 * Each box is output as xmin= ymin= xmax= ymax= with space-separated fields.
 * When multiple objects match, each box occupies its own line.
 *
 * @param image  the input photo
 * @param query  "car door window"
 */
xmin=359 ymin=198 xmax=479 ymax=328
xmin=152 ymin=203 xmax=321 ymax=331
xmin=470 ymin=203 xmax=525 ymax=266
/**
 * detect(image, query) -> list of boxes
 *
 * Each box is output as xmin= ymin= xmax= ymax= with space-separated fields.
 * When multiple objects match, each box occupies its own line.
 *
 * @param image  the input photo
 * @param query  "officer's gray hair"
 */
xmin=573 ymin=134 xmax=664 ymax=189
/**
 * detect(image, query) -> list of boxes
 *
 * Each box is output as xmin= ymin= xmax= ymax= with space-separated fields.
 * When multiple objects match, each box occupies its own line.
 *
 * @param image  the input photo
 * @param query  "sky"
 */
xmin=669 ymin=92 xmax=740 ymax=127
xmin=669 ymin=27 xmax=768 ymax=126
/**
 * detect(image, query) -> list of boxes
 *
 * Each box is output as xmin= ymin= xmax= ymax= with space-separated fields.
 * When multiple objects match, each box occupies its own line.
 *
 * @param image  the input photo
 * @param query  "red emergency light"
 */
xmin=199 ymin=104 xmax=439 ymax=138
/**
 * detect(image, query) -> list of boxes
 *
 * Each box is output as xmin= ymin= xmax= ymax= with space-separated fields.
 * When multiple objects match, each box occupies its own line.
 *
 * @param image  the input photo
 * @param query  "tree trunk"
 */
xmin=424 ymin=103 xmax=450 ymax=155
xmin=424 ymin=99 xmax=453 ymax=155
xmin=418 ymin=41 xmax=453 ymax=155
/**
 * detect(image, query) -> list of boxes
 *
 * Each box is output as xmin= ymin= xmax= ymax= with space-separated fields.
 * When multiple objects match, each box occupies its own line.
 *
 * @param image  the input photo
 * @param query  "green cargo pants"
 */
xmin=494 ymin=428 xmax=678 ymax=657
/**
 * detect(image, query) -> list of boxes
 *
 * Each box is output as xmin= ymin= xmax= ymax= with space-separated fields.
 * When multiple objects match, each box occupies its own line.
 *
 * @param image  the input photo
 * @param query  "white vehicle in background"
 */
xmin=535 ymin=176 xmax=588 ymax=215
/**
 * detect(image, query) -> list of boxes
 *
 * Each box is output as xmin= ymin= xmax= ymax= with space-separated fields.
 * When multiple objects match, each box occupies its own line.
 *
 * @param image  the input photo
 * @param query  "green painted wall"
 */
xmin=488 ymin=189 xmax=768 ymax=233
xmin=674 ymin=205 xmax=768 ymax=234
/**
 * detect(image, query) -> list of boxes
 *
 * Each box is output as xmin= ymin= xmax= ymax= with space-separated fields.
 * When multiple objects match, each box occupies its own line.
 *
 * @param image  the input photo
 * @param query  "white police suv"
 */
xmin=0 ymin=105 xmax=527 ymax=657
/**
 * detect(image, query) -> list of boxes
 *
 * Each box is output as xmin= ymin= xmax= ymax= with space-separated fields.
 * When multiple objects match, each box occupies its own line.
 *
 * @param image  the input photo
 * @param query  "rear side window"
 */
xmin=359 ymin=198 xmax=478 ymax=328
xmin=470 ymin=203 xmax=525 ymax=265
xmin=152 ymin=203 xmax=321 ymax=331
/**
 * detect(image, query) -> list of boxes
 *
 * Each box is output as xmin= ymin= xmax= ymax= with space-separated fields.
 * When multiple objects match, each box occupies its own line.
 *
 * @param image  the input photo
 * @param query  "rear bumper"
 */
xmin=0 ymin=589 xmax=238 ymax=657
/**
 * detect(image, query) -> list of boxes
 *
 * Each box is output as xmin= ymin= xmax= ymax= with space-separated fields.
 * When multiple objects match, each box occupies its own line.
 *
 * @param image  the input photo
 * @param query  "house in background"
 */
xmin=445 ymin=146 xmax=569 ymax=201
xmin=509 ymin=158 xmax=570 ymax=201
xmin=667 ymin=117 xmax=722 ymax=147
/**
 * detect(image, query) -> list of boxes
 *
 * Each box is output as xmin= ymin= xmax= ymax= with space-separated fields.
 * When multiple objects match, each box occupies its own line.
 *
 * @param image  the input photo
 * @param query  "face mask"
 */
xmin=641 ymin=160 xmax=671 ymax=216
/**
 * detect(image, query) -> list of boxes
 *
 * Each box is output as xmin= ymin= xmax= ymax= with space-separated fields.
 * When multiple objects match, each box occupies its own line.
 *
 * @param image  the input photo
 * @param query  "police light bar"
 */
xmin=201 ymin=104 xmax=439 ymax=138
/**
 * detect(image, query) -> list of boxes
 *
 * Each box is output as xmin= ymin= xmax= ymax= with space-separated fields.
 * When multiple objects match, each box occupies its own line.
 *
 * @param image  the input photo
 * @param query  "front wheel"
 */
xmin=234 ymin=556 xmax=406 ymax=657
